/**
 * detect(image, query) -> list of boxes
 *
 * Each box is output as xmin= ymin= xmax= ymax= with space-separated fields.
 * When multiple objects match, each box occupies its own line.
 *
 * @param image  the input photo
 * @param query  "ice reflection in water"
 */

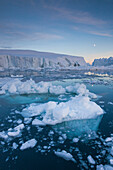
xmin=53 ymin=115 xmax=103 ymax=139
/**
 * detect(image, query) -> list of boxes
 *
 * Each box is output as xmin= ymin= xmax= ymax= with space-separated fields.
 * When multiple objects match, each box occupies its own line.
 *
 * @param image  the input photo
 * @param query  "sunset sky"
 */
xmin=0 ymin=0 xmax=113 ymax=63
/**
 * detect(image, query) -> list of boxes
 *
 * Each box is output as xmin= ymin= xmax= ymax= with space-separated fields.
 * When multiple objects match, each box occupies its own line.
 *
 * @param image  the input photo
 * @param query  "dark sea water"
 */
xmin=0 ymin=71 xmax=113 ymax=170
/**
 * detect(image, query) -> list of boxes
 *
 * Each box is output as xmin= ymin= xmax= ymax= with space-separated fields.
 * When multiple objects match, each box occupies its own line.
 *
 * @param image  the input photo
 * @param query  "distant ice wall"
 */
xmin=92 ymin=57 xmax=113 ymax=66
xmin=0 ymin=50 xmax=86 ymax=70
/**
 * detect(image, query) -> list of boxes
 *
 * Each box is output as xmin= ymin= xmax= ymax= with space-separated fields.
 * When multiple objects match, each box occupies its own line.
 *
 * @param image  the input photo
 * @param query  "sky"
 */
xmin=0 ymin=0 xmax=113 ymax=63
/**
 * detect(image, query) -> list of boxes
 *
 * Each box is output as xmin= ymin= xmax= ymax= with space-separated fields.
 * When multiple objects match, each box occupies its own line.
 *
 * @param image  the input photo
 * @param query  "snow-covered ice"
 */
xmin=20 ymin=139 xmax=37 ymax=150
xmin=0 ymin=131 xmax=8 ymax=139
xmin=8 ymin=124 xmax=24 ymax=137
xmin=108 ymin=102 xmax=113 ymax=105
xmin=87 ymin=155 xmax=95 ymax=164
xmin=0 ymin=78 xmax=97 ymax=99
xmin=54 ymin=150 xmax=76 ymax=162
xmin=105 ymin=137 xmax=113 ymax=143
xmin=72 ymin=137 xmax=79 ymax=143
xmin=12 ymin=142 xmax=18 ymax=149
xmin=24 ymin=118 xmax=32 ymax=124
xmin=21 ymin=95 xmax=103 ymax=125
xmin=32 ymin=118 xmax=46 ymax=126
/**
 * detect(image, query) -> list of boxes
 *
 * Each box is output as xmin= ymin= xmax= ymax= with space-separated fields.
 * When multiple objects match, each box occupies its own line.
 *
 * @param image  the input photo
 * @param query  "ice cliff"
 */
xmin=0 ymin=50 xmax=86 ymax=70
xmin=92 ymin=57 xmax=113 ymax=66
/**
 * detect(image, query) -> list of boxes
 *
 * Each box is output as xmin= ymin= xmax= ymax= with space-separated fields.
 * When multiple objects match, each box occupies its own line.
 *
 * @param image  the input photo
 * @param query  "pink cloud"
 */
xmin=44 ymin=6 xmax=106 ymax=26
xmin=87 ymin=30 xmax=113 ymax=37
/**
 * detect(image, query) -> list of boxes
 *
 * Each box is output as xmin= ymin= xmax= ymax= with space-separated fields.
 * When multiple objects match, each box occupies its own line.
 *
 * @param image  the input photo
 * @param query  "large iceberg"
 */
xmin=92 ymin=57 xmax=113 ymax=66
xmin=0 ymin=49 xmax=87 ymax=70
xmin=21 ymin=95 xmax=103 ymax=125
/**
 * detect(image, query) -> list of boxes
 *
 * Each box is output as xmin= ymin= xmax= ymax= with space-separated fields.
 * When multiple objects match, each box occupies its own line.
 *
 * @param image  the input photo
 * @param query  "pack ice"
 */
xmin=0 ymin=78 xmax=97 ymax=98
xmin=0 ymin=79 xmax=104 ymax=126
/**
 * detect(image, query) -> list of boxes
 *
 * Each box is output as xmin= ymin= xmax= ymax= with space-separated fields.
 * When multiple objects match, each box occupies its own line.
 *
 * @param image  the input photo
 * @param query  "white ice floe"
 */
xmin=108 ymin=102 xmax=113 ymax=105
xmin=20 ymin=138 xmax=37 ymax=150
xmin=17 ymin=119 xmax=22 ymax=124
xmin=0 ymin=79 xmax=51 ymax=95
xmin=32 ymin=118 xmax=46 ymax=126
xmin=87 ymin=155 xmax=95 ymax=165
xmin=8 ymin=123 xmax=24 ymax=137
xmin=104 ymin=165 xmax=113 ymax=170
xmin=110 ymin=159 xmax=113 ymax=165
xmin=110 ymin=146 xmax=113 ymax=156
xmin=96 ymin=164 xmax=104 ymax=170
xmin=24 ymin=118 xmax=32 ymax=124
xmin=8 ymin=130 xmax=20 ymax=137
xmin=0 ymin=131 xmax=8 ymax=139
xmin=12 ymin=142 xmax=18 ymax=149
xmin=21 ymin=95 xmax=103 ymax=125
xmin=49 ymin=85 xmax=66 ymax=95
xmin=72 ymin=137 xmax=79 ymax=143
xmin=11 ymin=75 xmax=23 ymax=78
xmin=105 ymin=137 xmax=113 ymax=143
xmin=0 ymin=79 xmax=97 ymax=98
xmin=54 ymin=150 xmax=76 ymax=162
xmin=66 ymin=83 xmax=97 ymax=98
xmin=96 ymin=164 xmax=113 ymax=170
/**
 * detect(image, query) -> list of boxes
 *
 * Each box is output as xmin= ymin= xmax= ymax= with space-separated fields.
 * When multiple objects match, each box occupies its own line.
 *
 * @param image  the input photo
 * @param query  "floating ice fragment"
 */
xmin=20 ymin=139 xmax=37 ymax=150
xmin=87 ymin=155 xmax=95 ymax=164
xmin=12 ymin=142 xmax=18 ymax=149
xmin=1 ymin=141 xmax=5 ymax=145
xmin=14 ymin=123 xmax=24 ymax=131
xmin=62 ymin=134 xmax=67 ymax=140
xmin=99 ymin=101 xmax=104 ymax=104
xmin=72 ymin=137 xmax=79 ymax=143
xmin=32 ymin=118 xmax=46 ymax=126
xmin=110 ymin=147 xmax=113 ymax=156
xmin=48 ymin=130 xmax=54 ymax=136
xmin=0 ymin=90 xmax=5 ymax=94
xmin=8 ymin=130 xmax=20 ymax=137
xmin=22 ymin=103 xmax=47 ymax=117
xmin=0 ymin=131 xmax=8 ymax=139
xmin=104 ymin=165 xmax=113 ymax=170
xmin=49 ymin=85 xmax=66 ymax=95
xmin=105 ymin=137 xmax=113 ymax=142
xmin=17 ymin=119 xmax=22 ymax=124
xmin=110 ymin=159 xmax=113 ymax=165
xmin=43 ymin=146 xmax=48 ymax=149
xmin=8 ymin=119 xmax=13 ymax=123
xmin=108 ymin=102 xmax=113 ymax=105
xmin=54 ymin=150 xmax=76 ymax=163
xmin=24 ymin=118 xmax=32 ymax=124
xmin=8 ymin=123 xmax=24 ymax=137
xmin=66 ymin=83 xmax=97 ymax=98
xmin=96 ymin=164 xmax=104 ymax=170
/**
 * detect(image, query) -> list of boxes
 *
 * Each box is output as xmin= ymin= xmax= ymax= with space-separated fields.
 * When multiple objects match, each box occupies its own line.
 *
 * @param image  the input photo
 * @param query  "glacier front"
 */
xmin=0 ymin=49 xmax=87 ymax=70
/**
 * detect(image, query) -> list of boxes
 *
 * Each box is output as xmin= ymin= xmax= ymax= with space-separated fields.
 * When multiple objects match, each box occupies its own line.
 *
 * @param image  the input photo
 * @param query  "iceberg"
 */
xmin=0 ymin=49 xmax=87 ymax=70
xmin=21 ymin=95 xmax=103 ymax=124
xmin=92 ymin=57 xmax=113 ymax=66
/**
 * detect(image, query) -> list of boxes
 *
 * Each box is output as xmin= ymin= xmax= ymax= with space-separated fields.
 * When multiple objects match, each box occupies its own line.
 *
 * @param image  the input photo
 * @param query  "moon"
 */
xmin=93 ymin=43 xmax=96 ymax=47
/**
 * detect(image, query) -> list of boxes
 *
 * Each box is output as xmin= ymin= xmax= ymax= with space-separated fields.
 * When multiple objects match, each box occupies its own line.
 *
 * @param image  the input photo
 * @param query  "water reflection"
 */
xmin=53 ymin=115 xmax=103 ymax=139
